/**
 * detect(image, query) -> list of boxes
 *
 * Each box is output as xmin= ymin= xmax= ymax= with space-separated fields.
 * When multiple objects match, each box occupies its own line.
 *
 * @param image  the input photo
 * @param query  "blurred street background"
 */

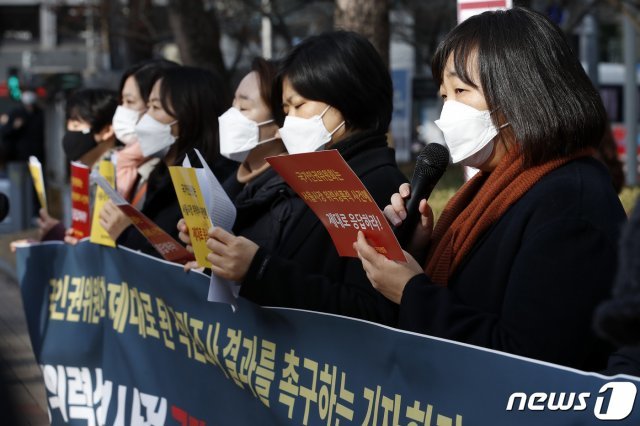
xmin=0 ymin=0 xmax=638 ymax=423
xmin=0 ymin=228 xmax=47 ymax=425
xmin=0 ymin=0 xmax=639 ymax=229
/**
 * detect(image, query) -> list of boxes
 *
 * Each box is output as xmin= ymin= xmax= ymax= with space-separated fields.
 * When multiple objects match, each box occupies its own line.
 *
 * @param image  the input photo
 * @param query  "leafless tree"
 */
xmin=334 ymin=0 xmax=391 ymax=66
xmin=166 ymin=0 xmax=228 ymax=82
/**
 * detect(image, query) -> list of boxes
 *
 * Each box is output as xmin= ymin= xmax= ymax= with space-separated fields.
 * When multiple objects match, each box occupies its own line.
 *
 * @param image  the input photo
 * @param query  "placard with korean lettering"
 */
xmin=92 ymin=172 xmax=194 ymax=265
xmin=70 ymin=161 xmax=91 ymax=239
xmin=267 ymin=150 xmax=405 ymax=261
xmin=28 ymin=155 xmax=47 ymax=211
xmin=169 ymin=166 xmax=212 ymax=268
xmin=89 ymin=160 xmax=116 ymax=247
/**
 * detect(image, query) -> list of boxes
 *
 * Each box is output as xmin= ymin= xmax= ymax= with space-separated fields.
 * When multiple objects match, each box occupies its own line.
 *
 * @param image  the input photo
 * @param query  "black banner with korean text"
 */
xmin=17 ymin=242 xmax=640 ymax=425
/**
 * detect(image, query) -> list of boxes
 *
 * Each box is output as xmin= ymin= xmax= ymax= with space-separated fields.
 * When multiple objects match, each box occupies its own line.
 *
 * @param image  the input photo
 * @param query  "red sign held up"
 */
xmin=70 ymin=162 xmax=91 ymax=239
xmin=457 ymin=0 xmax=511 ymax=23
xmin=267 ymin=150 xmax=405 ymax=261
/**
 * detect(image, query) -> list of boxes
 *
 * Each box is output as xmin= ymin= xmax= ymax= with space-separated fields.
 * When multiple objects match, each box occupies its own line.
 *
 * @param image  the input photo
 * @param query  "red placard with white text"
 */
xmin=118 ymin=205 xmax=195 ymax=265
xmin=267 ymin=150 xmax=405 ymax=261
xmin=70 ymin=162 xmax=91 ymax=239
xmin=92 ymin=173 xmax=195 ymax=265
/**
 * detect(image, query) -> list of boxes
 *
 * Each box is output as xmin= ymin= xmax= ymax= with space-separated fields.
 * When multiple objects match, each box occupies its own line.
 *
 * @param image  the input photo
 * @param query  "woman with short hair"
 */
xmin=179 ymin=58 xmax=296 ymax=254
xmin=38 ymin=88 xmax=119 ymax=241
xmin=355 ymin=8 xmax=626 ymax=370
xmin=205 ymin=31 xmax=408 ymax=325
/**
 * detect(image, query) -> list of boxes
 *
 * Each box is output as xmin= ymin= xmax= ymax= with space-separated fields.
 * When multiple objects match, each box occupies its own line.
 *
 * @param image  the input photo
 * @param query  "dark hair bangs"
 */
xmin=158 ymin=78 xmax=178 ymax=119
xmin=66 ymin=88 xmax=118 ymax=133
xmin=156 ymin=67 xmax=228 ymax=167
xmin=433 ymin=8 xmax=608 ymax=167
xmin=279 ymin=31 xmax=392 ymax=133
xmin=432 ymin=28 xmax=480 ymax=89
xmin=283 ymin=40 xmax=337 ymax=105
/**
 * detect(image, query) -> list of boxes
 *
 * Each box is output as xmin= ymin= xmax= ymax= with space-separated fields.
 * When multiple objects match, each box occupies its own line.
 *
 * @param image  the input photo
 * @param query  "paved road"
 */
xmin=0 ymin=268 xmax=49 ymax=425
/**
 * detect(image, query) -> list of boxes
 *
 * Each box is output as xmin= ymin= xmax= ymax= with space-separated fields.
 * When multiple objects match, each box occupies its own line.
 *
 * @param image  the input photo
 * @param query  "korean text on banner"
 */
xmin=70 ymin=161 xmax=91 ymax=239
xmin=169 ymin=166 xmax=212 ymax=268
xmin=92 ymin=173 xmax=194 ymax=264
xmin=89 ymin=160 xmax=116 ymax=247
xmin=28 ymin=156 xmax=47 ymax=211
xmin=18 ymin=242 xmax=640 ymax=426
xmin=267 ymin=150 xmax=405 ymax=261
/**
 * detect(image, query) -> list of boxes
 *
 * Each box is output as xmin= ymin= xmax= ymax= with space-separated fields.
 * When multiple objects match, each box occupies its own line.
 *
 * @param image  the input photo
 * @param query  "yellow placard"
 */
xmin=169 ymin=166 xmax=212 ymax=268
xmin=28 ymin=156 xmax=47 ymax=210
xmin=90 ymin=160 xmax=116 ymax=247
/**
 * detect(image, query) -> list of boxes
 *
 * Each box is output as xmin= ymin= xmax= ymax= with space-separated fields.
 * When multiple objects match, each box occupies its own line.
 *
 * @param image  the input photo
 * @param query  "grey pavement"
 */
xmin=0 ymin=228 xmax=49 ymax=425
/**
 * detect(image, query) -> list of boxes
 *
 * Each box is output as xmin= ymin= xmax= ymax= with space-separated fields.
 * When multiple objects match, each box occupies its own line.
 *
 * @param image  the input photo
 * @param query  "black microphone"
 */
xmin=0 ymin=193 xmax=9 ymax=222
xmin=395 ymin=143 xmax=449 ymax=247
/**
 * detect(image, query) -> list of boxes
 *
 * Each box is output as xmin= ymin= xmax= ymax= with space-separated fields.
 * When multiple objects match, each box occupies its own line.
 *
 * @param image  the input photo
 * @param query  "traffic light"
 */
xmin=7 ymin=67 xmax=21 ymax=102
xmin=43 ymin=72 xmax=83 ymax=97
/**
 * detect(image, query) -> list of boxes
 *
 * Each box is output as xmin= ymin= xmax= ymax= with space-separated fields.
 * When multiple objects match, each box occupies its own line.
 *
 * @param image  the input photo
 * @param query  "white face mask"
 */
xmin=278 ymin=105 xmax=345 ymax=155
xmin=112 ymin=105 xmax=141 ymax=145
xmin=435 ymin=100 xmax=503 ymax=167
xmin=218 ymin=107 xmax=276 ymax=162
xmin=135 ymin=113 xmax=177 ymax=157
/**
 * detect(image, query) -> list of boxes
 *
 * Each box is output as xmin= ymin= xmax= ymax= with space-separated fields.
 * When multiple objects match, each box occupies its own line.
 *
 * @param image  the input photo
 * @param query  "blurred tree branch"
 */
xmin=334 ymin=0 xmax=391 ymax=66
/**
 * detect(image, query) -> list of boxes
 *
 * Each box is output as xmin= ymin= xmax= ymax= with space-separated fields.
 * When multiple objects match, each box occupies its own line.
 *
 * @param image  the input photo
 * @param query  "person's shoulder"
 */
xmin=530 ymin=156 xmax=619 ymax=203
xmin=601 ymin=346 xmax=640 ymax=378
xmin=519 ymin=156 xmax=625 ymax=231
xmin=354 ymin=146 xmax=405 ymax=177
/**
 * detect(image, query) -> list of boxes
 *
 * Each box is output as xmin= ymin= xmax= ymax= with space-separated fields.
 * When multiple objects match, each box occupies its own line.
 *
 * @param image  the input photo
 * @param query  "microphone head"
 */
xmin=413 ymin=143 xmax=450 ymax=181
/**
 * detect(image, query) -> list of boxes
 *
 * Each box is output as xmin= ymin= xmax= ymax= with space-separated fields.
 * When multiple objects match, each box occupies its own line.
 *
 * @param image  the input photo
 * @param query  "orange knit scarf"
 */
xmin=425 ymin=147 xmax=594 ymax=286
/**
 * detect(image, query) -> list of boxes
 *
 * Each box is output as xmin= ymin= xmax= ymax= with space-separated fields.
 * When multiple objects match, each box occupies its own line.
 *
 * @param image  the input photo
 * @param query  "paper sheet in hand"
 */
xmin=182 ymin=150 xmax=239 ymax=307
xmin=89 ymin=160 xmax=116 ymax=247
xmin=169 ymin=166 xmax=212 ymax=268
xmin=28 ymin=156 xmax=47 ymax=211
xmin=267 ymin=150 xmax=405 ymax=261
xmin=92 ymin=173 xmax=194 ymax=264
xmin=182 ymin=150 xmax=236 ymax=231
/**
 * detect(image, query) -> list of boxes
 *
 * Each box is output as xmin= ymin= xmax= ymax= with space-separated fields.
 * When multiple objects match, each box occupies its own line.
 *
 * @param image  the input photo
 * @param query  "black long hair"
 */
xmin=251 ymin=57 xmax=284 ymax=127
xmin=432 ymin=7 xmax=607 ymax=168
xmin=66 ymin=88 xmax=118 ymax=133
xmin=275 ymin=30 xmax=392 ymax=134
xmin=118 ymin=59 xmax=179 ymax=105
xmin=158 ymin=66 xmax=229 ymax=167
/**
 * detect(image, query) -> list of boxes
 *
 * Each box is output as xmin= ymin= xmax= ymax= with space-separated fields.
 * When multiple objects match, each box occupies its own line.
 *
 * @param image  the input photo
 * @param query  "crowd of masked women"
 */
xmin=35 ymin=8 xmax=640 ymax=377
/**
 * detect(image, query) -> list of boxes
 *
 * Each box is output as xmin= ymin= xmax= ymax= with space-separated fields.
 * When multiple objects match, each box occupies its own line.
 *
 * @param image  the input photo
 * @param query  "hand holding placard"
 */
xmin=177 ymin=149 xmax=239 ymax=308
xmin=92 ymin=172 xmax=194 ymax=264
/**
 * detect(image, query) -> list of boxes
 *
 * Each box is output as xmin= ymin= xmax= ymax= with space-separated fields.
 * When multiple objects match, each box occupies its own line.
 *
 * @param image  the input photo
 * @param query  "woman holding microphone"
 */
xmin=355 ymin=8 xmax=626 ymax=370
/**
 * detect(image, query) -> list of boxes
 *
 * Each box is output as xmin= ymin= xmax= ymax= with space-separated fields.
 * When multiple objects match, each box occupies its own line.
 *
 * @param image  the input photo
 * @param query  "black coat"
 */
xmin=399 ymin=157 xmax=626 ymax=371
xmin=603 ymin=347 xmax=640 ymax=377
xmin=224 ymin=167 xmax=301 ymax=252
xmin=596 ymin=198 xmax=640 ymax=377
xmin=239 ymin=131 xmax=408 ymax=325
